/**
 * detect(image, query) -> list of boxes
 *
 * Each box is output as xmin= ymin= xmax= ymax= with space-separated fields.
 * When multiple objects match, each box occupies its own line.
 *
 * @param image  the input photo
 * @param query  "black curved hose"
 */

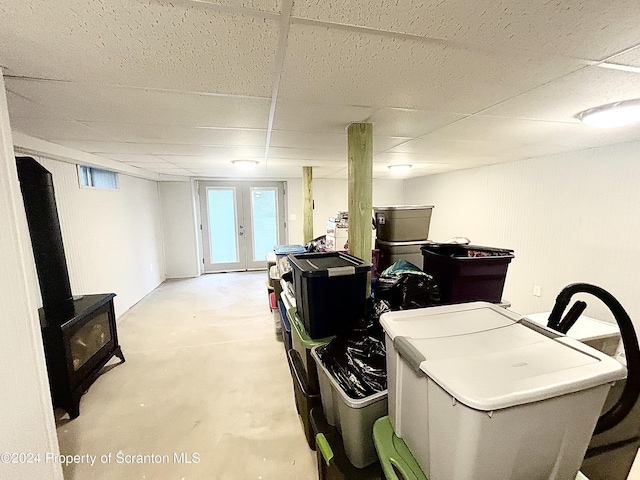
xmin=547 ymin=283 xmax=640 ymax=434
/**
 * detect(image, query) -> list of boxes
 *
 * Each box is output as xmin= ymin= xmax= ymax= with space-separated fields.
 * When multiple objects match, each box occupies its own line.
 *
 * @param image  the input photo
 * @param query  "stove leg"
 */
xmin=114 ymin=346 xmax=125 ymax=364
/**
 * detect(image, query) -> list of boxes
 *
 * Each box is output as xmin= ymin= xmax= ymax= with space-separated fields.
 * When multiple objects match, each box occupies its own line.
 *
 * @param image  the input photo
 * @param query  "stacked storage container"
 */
xmin=311 ymin=346 xmax=388 ymax=468
xmin=374 ymin=206 xmax=433 ymax=272
xmin=288 ymin=252 xmax=370 ymax=339
xmin=286 ymin=251 xmax=374 ymax=460
xmin=420 ymin=243 xmax=514 ymax=304
xmin=380 ymin=302 xmax=626 ymax=480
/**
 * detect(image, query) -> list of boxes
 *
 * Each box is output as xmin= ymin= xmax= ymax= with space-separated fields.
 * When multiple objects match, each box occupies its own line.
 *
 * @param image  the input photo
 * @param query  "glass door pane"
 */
xmin=207 ymin=188 xmax=238 ymax=264
xmin=250 ymin=187 xmax=278 ymax=262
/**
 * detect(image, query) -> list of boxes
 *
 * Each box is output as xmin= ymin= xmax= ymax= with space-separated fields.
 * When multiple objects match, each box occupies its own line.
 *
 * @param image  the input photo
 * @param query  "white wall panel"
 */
xmin=159 ymin=181 xmax=200 ymax=278
xmin=312 ymin=178 xmax=406 ymax=241
xmin=405 ymin=142 xmax=640 ymax=325
xmin=0 ymin=74 xmax=63 ymax=480
xmin=25 ymin=155 xmax=166 ymax=317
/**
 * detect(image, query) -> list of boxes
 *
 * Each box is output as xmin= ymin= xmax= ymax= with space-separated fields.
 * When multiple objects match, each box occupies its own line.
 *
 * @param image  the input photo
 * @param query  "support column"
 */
xmin=347 ymin=123 xmax=373 ymax=284
xmin=302 ymin=166 xmax=313 ymax=243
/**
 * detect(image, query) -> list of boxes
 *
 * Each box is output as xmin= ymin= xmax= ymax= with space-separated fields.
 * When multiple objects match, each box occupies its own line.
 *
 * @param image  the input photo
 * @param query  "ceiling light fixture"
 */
xmin=388 ymin=164 xmax=412 ymax=173
xmin=231 ymin=159 xmax=259 ymax=169
xmin=576 ymin=99 xmax=640 ymax=128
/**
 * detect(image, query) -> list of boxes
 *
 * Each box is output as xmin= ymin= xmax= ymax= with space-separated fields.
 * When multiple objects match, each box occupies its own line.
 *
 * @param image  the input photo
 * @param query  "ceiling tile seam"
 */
xmin=5 ymin=76 xmax=272 ymax=102
xmin=263 ymin=0 xmax=294 ymax=170
xmin=289 ymin=17 xmax=597 ymax=64
xmin=599 ymin=43 xmax=640 ymax=64
xmin=76 ymin=121 xmax=269 ymax=132
xmin=49 ymin=141 xmax=268 ymax=148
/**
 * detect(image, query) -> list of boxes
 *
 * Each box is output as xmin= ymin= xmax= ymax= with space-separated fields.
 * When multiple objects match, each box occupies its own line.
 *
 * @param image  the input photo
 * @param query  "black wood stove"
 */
xmin=16 ymin=156 xmax=124 ymax=419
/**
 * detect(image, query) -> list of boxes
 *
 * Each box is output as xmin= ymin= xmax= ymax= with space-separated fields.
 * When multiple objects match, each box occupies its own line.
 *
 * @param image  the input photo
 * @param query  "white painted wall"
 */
xmin=0 ymin=73 xmax=64 ymax=480
xmin=286 ymin=177 xmax=407 ymax=244
xmin=404 ymin=142 xmax=640 ymax=325
xmin=159 ymin=180 xmax=200 ymax=278
xmin=19 ymin=155 xmax=166 ymax=318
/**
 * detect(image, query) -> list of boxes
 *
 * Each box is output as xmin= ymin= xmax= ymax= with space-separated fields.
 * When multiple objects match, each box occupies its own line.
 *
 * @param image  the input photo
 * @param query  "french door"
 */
xmin=199 ymin=181 xmax=286 ymax=272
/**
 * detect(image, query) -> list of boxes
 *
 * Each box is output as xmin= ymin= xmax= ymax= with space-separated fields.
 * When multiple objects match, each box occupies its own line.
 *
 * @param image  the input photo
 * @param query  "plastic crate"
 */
xmin=311 ymin=346 xmax=388 ymax=468
xmin=375 ymin=239 xmax=431 ymax=273
xmin=311 ymin=408 xmax=383 ymax=480
xmin=288 ymin=308 xmax=333 ymax=394
xmin=289 ymin=252 xmax=370 ymax=339
xmin=374 ymin=206 xmax=433 ymax=242
xmin=421 ymin=243 xmax=514 ymax=304
xmin=287 ymin=349 xmax=321 ymax=450
xmin=278 ymin=300 xmax=292 ymax=352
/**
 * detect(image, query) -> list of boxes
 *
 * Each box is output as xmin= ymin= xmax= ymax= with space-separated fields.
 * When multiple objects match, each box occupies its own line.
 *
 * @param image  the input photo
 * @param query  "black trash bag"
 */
xmin=353 ymin=297 xmax=391 ymax=340
xmin=375 ymin=262 xmax=441 ymax=310
xmin=315 ymin=333 xmax=387 ymax=399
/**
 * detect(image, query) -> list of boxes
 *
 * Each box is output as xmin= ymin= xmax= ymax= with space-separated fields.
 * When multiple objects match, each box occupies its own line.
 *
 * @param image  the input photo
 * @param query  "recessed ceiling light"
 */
xmin=576 ymin=99 xmax=640 ymax=128
xmin=388 ymin=164 xmax=412 ymax=173
xmin=231 ymin=159 xmax=259 ymax=169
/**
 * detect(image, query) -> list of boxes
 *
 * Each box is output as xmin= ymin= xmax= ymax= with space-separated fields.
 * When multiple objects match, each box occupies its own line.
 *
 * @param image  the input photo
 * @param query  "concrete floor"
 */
xmin=56 ymin=272 xmax=317 ymax=479
xmin=55 ymin=271 xmax=640 ymax=480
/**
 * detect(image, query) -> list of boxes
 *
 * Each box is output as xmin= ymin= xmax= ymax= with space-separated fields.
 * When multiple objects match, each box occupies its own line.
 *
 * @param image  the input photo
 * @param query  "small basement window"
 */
xmin=78 ymin=166 xmax=119 ymax=190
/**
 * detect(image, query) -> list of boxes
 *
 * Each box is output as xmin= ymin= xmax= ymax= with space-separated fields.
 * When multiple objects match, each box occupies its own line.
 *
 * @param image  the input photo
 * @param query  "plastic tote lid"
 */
xmin=288 ymin=251 xmax=370 ymax=277
xmin=274 ymin=244 xmax=306 ymax=255
xmin=384 ymin=303 xmax=627 ymax=411
xmin=374 ymin=205 xmax=434 ymax=211
xmin=380 ymin=302 xmax=520 ymax=341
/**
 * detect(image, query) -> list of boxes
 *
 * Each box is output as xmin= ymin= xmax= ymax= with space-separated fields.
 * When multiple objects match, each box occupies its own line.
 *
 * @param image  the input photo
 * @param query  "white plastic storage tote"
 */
xmin=380 ymin=302 xmax=626 ymax=480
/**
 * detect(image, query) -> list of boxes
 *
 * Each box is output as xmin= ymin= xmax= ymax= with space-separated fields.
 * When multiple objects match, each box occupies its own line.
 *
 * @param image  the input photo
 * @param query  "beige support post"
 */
xmin=347 ymin=123 xmax=373 ymax=294
xmin=302 ymin=166 xmax=314 ymax=243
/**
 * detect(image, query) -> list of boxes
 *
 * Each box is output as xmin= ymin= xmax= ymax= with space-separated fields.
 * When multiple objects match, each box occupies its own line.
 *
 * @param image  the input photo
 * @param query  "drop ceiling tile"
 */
xmin=272 ymin=101 xmax=376 ymax=133
xmin=387 ymin=137 xmax=516 ymax=157
xmin=6 ymin=90 xmax=67 ymax=120
xmin=418 ymin=116 xmax=588 ymax=147
xmin=374 ymin=151 xmax=494 ymax=167
xmin=265 ymin=158 xmax=346 ymax=169
xmin=278 ymin=23 xmax=585 ymax=112
xmin=6 ymin=79 xmax=271 ymax=127
xmin=100 ymin=154 xmax=166 ymax=163
xmin=9 ymin=117 xmax=113 ymax=141
xmin=80 ymin=124 xmax=267 ymax=146
xmin=269 ymin=130 xmax=410 ymax=155
xmin=269 ymin=131 xmax=346 ymax=152
xmin=266 ymin=147 xmax=344 ymax=162
xmin=0 ymin=1 xmax=279 ymax=95
xmin=368 ymin=108 xmax=469 ymax=138
xmin=52 ymin=140 xmax=263 ymax=156
xmin=482 ymin=66 xmax=640 ymax=122
xmin=373 ymin=163 xmax=458 ymax=179
xmin=291 ymin=1 xmax=640 ymax=60
xmin=194 ymin=0 xmax=282 ymax=15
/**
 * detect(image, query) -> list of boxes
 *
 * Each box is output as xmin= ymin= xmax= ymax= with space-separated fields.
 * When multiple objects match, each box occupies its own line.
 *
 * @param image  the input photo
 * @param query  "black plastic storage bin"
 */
xmin=310 ymin=408 xmax=383 ymax=480
xmin=287 ymin=349 xmax=322 ymax=450
xmin=289 ymin=252 xmax=370 ymax=339
xmin=421 ymin=244 xmax=514 ymax=304
xmin=279 ymin=300 xmax=292 ymax=352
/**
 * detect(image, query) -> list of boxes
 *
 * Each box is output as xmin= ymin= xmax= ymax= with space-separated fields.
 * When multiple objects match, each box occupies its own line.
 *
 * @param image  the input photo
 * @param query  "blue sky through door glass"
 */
xmin=252 ymin=188 xmax=277 ymax=261
xmin=208 ymin=188 xmax=238 ymax=263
